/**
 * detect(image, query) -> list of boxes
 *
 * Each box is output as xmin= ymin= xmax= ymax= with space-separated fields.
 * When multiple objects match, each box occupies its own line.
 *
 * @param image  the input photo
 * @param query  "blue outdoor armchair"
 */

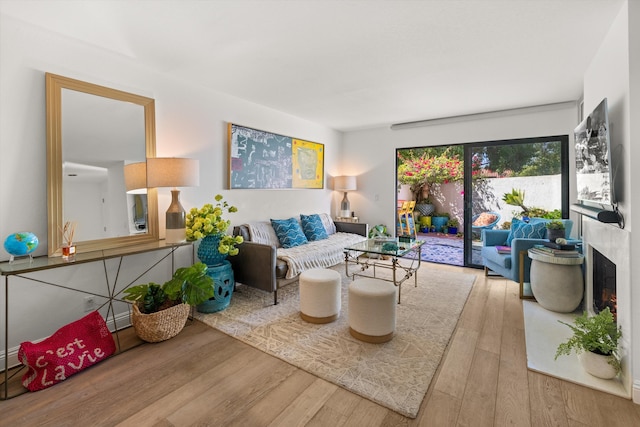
xmin=481 ymin=219 xmax=574 ymax=285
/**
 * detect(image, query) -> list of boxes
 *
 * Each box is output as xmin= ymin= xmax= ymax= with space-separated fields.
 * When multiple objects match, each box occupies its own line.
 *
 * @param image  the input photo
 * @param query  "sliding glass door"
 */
xmin=464 ymin=136 xmax=569 ymax=268
xmin=397 ymin=136 xmax=569 ymax=269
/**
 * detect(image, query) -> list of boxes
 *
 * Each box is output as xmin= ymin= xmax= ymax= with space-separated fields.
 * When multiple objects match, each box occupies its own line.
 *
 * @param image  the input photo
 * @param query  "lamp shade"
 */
xmin=334 ymin=175 xmax=357 ymax=192
xmin=146 ymin=157 xmax=200 ymax=188
xmin=124 ymin=162 xmax=147 ymax=194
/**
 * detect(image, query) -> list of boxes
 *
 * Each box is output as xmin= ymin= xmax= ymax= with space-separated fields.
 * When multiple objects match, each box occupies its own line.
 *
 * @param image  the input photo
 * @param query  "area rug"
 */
xmin=403 ymin=234 xmax=483 ymax=266
xmin=194 ymin=262 xmax=475 ymax=418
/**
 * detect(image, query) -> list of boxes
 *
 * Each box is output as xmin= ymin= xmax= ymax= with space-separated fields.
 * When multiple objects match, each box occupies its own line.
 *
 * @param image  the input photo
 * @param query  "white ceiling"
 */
xmin=0 ymin=0 xmax=625 ymax=132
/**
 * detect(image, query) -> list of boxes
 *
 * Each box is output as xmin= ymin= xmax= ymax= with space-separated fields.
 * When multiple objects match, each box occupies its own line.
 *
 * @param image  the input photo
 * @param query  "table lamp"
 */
xmin=123 ymin=162 xmax=147 ymax=194
xmin=334 ymin=175 xmax=357 ymax=217
xmin=146 ymin=157 xmax=200 ymax=243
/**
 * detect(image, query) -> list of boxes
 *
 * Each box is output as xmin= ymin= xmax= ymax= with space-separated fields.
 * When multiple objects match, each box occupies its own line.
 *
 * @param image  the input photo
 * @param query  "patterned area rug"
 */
xmin=195 ymin=262 xmax=475 ymax=418
xmin=404 ymin=234 xmax=484 ymax=266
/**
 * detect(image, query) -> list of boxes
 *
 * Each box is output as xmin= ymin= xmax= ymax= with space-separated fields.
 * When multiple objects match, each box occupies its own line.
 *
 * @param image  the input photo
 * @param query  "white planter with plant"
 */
xmin=555 ymin=308 xmax=621 ymax=379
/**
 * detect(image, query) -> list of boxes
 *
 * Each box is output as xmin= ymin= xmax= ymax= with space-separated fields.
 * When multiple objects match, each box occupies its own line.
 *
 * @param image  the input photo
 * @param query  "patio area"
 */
xmin=404 ymin=232 xmax=483 ymax=267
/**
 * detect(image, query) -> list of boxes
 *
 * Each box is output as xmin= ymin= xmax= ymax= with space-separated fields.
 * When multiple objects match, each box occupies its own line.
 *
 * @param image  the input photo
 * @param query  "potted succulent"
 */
xmin=554 ymin=308 xmax=621 ymax=379
xmin=447 ymin=218 xmax=459 ymax=234
xmin=123 ymin=262 xmax=214 ymax=342
xmin=546 ymin=220 xmax=566 ymax=242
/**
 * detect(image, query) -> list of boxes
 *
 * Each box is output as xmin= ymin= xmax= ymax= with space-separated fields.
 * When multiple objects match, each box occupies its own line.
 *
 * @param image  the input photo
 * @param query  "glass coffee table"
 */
xmin=343 ymin=238 xmax=424 ymax=303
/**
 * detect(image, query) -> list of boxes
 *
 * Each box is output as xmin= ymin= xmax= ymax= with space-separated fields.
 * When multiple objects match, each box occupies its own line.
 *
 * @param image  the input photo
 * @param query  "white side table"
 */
xmin=528 ymin=249 xmax=584 ymax=313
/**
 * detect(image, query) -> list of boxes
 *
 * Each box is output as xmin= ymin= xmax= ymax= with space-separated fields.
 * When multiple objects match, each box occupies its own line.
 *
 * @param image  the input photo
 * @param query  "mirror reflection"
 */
xmin=62 ymin=89 xmax=147 ymax=241
xmin=46 ymin=73 xmax=159 ymax=256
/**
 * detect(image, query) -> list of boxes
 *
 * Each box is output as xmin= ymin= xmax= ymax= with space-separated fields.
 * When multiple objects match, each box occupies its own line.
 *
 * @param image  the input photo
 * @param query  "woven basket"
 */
xmin=130 ymin=303 xmax=190 ymax=343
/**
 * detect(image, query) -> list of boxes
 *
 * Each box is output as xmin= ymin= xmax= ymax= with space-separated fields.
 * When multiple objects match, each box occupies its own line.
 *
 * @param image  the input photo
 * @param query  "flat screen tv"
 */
xmin=574 ymin=98 xmax=614 ymax=206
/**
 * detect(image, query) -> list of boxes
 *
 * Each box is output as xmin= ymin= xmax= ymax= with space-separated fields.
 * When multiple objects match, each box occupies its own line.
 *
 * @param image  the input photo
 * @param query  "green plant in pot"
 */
xmin=186 ymin=194 xmax=244 ymax=266
xmin=546 ymin=220 xmax=565 ymax=242
xmin=446 ymin=218 xmax=459 ymax=234
xmin=123 ymin=262 xmax=214 ymax=342
xmin=555 ymin=308 xmax=621 ymax=379
xmin=186 ymin=194 xmax=244 ymax=313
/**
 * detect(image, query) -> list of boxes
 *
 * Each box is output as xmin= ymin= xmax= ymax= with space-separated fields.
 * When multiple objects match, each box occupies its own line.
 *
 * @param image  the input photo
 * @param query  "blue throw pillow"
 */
xmin=270 ymin=217 xmax=308 ymax=248
xmin=300 ymin=214 xmax=328 ymax=241
xmin=505 ymin=218 xmax=547 ymax=246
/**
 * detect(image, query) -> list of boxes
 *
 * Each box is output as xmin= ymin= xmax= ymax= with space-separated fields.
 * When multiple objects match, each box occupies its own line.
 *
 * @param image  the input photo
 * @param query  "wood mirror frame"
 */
xmin=46 ymin=73 xmax=159 ymax=256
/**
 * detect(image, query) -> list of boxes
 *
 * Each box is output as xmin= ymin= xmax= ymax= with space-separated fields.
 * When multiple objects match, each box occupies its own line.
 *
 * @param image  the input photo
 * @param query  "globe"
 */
xmin=4 ymin=232 xmax=39 ymax=257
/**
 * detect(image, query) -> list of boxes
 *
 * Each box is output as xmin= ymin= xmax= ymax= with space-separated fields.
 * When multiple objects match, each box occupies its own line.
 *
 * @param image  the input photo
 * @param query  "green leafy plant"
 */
xmin=123 ymin=262 xmax=215 ymax=314
xmin=546 ymin=220 xmax=565 ymax=230
xmin=555 ymin=308 xmax=621 ymax=373
xmin=502 ymin=188 xmax=561 ymax=219
xmin=447 ymin=218 xmax=459 ymax=227
xmin=185 ymin=194 xmax=244 ymax=256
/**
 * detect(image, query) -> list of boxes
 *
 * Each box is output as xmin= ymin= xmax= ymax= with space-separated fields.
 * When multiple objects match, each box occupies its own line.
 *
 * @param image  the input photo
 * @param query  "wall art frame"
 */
xmin=227 ymin=123 xmax=324 ymax=189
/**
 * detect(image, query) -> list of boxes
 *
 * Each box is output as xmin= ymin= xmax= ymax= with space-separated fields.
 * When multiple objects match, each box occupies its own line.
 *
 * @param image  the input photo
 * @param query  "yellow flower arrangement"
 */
xmin=185 ymin=194 xmax=244 ymax=256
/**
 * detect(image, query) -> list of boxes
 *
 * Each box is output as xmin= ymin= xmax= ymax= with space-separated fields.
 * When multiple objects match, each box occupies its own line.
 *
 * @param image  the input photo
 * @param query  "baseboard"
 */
xmin=633 ymin=381 xmax=640 ymax=404
xmin=1 ymin=312 xmax=131 ymax=372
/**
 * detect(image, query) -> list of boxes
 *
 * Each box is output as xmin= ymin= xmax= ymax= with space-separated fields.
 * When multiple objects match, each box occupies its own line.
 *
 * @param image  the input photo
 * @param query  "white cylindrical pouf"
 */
xmin=299 ymin=268 xmax=342 ymax=324
xmin=348 ymin=278 xmax=397 ymax=343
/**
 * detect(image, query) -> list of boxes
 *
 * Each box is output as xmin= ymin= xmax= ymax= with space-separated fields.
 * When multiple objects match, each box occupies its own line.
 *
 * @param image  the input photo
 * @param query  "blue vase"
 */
xmin=197 ymin=234 xmax=228 ymax=266
xmin=197 ymin=260 xmax=235 ymax=313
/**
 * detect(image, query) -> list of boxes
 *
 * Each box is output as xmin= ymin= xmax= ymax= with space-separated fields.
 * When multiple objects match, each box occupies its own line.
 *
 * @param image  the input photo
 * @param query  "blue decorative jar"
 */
xmin=197 ymin=234 xmax=228 ymax=266
xmin=197 ymin=260 xmax=235 ymax=313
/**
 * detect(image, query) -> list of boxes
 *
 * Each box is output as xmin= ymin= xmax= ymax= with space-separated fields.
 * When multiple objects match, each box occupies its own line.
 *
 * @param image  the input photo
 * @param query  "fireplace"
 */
xmin=523 ymin=216 xmax=632 ymax=400
xmin=582 ymin=216 xmax=631 ymax=399
xmin=592 ymin=248 xmax=617 ymax=319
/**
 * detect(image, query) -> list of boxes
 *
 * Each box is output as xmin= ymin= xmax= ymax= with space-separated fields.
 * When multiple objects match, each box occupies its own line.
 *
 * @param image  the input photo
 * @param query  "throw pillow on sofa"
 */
xmin=271 ymin=217 xmax=309 ymax=248
xmin=300 ymin=214 xmax=329 ymax=241
xmin=505 ymin=218 xmax=547 ymax=246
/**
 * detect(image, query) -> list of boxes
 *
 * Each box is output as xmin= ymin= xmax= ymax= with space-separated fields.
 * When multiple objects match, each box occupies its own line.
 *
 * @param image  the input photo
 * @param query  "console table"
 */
xmin=0 ymin=240 xmax=193 ymax=399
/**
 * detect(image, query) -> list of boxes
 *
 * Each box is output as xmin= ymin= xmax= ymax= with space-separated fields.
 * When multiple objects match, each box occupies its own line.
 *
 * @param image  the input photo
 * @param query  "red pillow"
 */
xmin=18 ymin=310 xmax=116 ymax=391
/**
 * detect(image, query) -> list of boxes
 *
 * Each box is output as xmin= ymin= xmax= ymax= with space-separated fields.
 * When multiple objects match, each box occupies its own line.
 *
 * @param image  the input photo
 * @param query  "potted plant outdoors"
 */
xmin=397 ymin=149 xmax=463 ymax=217
xmin=431 ymin=212 xmax=450 ymax=233
xmin=546 ymin=220 xmax=566 ymax=242
xmin=447 ymin=218 xmax=459 ymax=235
xmin=554 ymin=308 xmax=622 ymax=379
xmin=123 ymin=262 xmax=214 ymax=342
xmin=186 ymin=194 xmax=244 ymax=313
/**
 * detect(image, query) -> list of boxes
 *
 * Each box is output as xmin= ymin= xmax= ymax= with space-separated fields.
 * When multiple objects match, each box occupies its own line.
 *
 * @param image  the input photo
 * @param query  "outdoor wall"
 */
xmin=412 ymin=175 xmax=564 ymax=232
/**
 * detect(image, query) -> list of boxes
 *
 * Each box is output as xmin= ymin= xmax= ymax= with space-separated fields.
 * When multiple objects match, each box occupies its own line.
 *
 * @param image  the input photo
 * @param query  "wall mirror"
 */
xmin=46 ymin=73 xmax=159 ymax=256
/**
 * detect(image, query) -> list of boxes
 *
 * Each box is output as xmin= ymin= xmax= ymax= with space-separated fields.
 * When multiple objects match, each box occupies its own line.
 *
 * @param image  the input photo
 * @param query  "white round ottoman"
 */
xmin=299 ymin=268 xmax=342 ymax=324
xmin=348 ymin=278 xmax=397 ymax=343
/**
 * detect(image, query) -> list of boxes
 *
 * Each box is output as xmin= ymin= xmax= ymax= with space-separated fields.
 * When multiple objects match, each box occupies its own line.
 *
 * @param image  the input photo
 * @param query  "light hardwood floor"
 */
xmin=2 ymin=264 xmax=640 ymax=426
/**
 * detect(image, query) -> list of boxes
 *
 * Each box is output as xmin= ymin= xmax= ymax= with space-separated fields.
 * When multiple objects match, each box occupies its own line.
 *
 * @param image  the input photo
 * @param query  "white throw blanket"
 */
xmin=277 ymin=232 xmax=366 ymax=278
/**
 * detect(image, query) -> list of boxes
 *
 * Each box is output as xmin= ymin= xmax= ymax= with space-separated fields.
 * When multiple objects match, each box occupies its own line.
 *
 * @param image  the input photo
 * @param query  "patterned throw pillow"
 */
xmin=505 ymin=218 xmax=547 ymax=246
xmin=300 ymin=214 xmax=329 ymax=241
xmin=270 ymin=217 xmax=309 ymax=248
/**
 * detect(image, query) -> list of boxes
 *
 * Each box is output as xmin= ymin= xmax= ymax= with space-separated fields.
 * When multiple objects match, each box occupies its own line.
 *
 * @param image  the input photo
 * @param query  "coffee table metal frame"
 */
xmin=343 ymin=238 xmax=424 ymax=304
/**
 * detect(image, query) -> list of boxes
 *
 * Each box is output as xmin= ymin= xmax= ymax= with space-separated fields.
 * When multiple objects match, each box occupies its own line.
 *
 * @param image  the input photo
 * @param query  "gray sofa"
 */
xmin=230 ymin=215 xmax=368 ymax=304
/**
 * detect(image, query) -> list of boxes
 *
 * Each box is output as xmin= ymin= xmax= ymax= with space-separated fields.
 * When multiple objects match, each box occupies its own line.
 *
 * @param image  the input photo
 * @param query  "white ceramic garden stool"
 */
xmin=299 ymin=268 xmax=342 ymax=324
xmin=348 ymin=278 xmax=397 ymax=343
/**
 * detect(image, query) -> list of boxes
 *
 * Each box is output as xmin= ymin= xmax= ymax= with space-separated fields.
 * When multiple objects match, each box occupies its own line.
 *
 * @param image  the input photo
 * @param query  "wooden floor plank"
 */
xmin=528 ymin=371 xmax=570 ymax=427
xmin=2 ymin=265 xmax=639 ymax=427
xmin=456 ymin=348 xmax=500 ymax=427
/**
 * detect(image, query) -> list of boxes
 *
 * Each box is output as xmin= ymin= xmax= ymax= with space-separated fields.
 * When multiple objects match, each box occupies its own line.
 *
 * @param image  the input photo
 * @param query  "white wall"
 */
xmin=0 ymin=15 xmax=342 ymax=357
xmin=583 ymin=0 xmax=640 ymax=402
xmin=342 ymin=107 xmax=579 ymax=232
